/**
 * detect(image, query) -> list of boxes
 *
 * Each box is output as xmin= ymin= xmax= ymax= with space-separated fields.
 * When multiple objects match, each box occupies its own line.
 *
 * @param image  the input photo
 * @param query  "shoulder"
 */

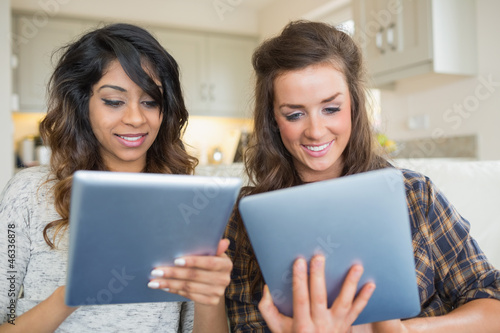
xmin=394 ymin=167 xmax=440 ymax=210
xmin=396 ymin=167 xmax=450 ymax=207
xmin=395 ymin=166 xmax=469 ymax=238
xmin=1 ymin=166 xmax=53 ymax=194
xmin=397 ymin=167 xmax=433 ymax=193
xmin=0 ymin=166 xmax=54 ymax=211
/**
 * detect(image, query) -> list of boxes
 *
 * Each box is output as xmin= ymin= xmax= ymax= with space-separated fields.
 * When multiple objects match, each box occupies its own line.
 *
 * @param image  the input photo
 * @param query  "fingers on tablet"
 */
xmin=332 ymin=264 xmax=375 ymax=324
xmin=309 ymin=255 xmax=328 ymax=318
xmin=259 ymin=285 xmax=291 ymax=332
xmin=291 ymin=257 xmax=311 ymax=322
xmin=148 ymin=277 xmax=226 ymax=305
xmin=174 ymin=254 xmax=233 ymax=273
xmin=216 ymin=238 xmax=230 ymax=255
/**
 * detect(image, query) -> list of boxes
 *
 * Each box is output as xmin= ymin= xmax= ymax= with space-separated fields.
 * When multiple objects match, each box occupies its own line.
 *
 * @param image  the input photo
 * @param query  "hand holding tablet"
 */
xmin=147 ymin=238 xmax=232 ymax=305
xmin=239 ymin=168 xmax=421 ymax=325
xmin=259 ymin=257 xmax=377 ymax=332
xmin=65 ymin=171 xmax=241 ymax=306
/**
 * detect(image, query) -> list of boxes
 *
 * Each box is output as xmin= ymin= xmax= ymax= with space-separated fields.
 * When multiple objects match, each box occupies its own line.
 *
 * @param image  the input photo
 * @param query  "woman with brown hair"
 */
xmin=224 ymin=20 xmax=500 ymax=332
xmin=0 ymin=23 xmax=231 ymax=332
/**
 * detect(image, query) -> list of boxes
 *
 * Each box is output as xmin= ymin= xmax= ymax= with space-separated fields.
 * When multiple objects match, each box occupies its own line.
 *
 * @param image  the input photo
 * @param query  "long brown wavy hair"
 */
xmin=39 ymin=23 xmax=197 ymax=248
xmin=235 ymin=20 xmax=388 ymax=292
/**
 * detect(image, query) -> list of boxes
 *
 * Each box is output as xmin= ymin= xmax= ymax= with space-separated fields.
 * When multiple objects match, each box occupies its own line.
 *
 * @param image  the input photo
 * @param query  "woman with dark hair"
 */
xmin=0 ymin=23 xmax=231 ymax=332
xmin=224 ymin=20 xmax=500 ymax=332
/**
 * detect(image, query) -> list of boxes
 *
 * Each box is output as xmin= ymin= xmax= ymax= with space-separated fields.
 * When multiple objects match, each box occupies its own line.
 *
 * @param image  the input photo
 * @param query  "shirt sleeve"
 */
xmin=224 ymin=211 xmax=270 ymax=333
xmin=0 ymin=172 xmax=33 ymax=324
xmin=179 ymin=301 xmax=194 ymax=333
xmin=404 ymin=170 xmax=500 ymax=316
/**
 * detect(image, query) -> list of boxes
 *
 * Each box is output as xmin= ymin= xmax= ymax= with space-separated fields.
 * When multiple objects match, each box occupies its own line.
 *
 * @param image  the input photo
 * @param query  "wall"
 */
xmin=12 ymin=112 xmax=253 ymax=167
xmin=11 ymin=0 xmax=260 ymax=36
xmin=380 ymin=0 xmax=500 ymax=160
xmin=0 ymin=0 xmax=14 ymax=190
xmin=183 ymin=116 xmax=253 ymax=165
xmin=258 ymin=0 xmax=349 ymax=39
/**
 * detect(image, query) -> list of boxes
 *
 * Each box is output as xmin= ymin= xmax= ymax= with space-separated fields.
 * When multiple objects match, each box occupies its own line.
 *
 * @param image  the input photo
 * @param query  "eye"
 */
xmin=102 ymin=99 xmax=123 ymax=107
xmin=285 ymin=112 xmax=303 ymax=121
xmin=143 ymin=100 xmax=160 ymax=108
xmin=324 ymin=107 xmax=340 ymax=114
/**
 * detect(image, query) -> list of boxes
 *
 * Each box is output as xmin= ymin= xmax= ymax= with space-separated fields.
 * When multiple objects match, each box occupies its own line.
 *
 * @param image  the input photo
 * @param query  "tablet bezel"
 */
xmin=65 ymin=170 xmax=241 ymax=306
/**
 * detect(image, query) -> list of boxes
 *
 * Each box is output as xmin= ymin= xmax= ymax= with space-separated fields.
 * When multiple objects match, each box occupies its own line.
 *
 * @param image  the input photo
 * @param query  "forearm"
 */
xmin=0 ymin=286 xmax=77 ymax=333
xmin=405 ymin=299 xmax=500 ymax=333
xmin=193 ymin=297 xmax=229 ymax=333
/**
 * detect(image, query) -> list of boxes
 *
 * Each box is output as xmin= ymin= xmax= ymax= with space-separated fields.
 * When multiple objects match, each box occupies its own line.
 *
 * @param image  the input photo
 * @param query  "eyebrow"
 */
xmin=278 ymin=92 xmax=342 ymax=109
xmin=97 ymin=84 xmax=164 ymax=93
xmin=97 ymin=85 xmax=127 ymax=92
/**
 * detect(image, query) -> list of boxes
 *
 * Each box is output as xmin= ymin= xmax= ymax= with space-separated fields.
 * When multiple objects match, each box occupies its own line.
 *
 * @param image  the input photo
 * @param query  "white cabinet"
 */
xmin=353 ymin=0 xmax=477 ymax=87
xmin=155 ymin=29 xmax=256 ymax=118
xmin=14 ymin=15 xmax=91 ymax=112
xmin=14 ymin=16 xmax=256 ymax=118
xmin=153 ymin=30 xmax=207 ymax=114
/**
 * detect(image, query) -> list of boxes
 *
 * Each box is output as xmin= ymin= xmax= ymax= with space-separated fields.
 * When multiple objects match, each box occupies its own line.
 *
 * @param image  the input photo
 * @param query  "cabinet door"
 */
xmin=154 ymin=30 xmax=209 ymax=116
xmin=356 ymin=0 xmax=432 ymax=78
xmin=15 ymin=16 xmax=87 ymax=112
xmin=207 ymin=35 xmax=255 ymax=118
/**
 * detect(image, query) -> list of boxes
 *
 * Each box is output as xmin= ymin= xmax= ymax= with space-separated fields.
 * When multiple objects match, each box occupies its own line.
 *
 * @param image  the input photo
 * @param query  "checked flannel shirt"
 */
xmin=224 ymin=168 xmax=500 ymax=333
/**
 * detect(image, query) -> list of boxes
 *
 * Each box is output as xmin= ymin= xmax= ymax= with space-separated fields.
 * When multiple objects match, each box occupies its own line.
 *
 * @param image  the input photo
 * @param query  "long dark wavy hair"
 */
xmin=235 ymin=20 xmax=388 ymax=292
xmin=39 ymin=23 xmax=198 ymax=248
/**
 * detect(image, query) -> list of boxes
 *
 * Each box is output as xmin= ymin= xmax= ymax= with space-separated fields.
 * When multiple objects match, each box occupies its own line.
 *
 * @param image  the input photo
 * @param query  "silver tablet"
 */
xmin=238 ymin=168 xmax=421 ymax=325
xmin=65 ymin=170 xmax=241 ymax=306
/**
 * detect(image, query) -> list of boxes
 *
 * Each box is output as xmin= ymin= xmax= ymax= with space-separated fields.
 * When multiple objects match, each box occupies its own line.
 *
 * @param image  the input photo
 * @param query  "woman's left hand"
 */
xmin=147 ymin=238 xmax=232 ymax=305
xmin=259 ymin=255 xmax=376 ymax=333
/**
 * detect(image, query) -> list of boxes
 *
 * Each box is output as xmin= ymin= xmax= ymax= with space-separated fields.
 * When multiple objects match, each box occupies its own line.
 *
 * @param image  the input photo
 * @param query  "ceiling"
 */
xmin=11 ymin=0 xmax=348 ymax=37
xmin=236 ymin=0 xmax=278 ymax=10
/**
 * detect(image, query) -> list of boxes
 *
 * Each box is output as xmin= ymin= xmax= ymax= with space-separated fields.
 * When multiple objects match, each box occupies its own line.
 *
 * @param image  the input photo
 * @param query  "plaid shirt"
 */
xmin=224 ymin=168 xmax=500 ymax=332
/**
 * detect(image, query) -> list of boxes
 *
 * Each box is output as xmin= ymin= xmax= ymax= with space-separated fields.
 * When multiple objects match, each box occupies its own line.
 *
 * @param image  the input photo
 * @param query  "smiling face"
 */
xmin=88 ymin=60 xmax=163 ymax=172
xmin=273 ymin=63 xmax=352 ymax=182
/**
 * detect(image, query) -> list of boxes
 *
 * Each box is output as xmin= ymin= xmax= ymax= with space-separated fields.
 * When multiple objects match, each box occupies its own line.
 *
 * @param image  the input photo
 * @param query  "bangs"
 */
xmin=111 ymin=40 xmax=164 ymax=112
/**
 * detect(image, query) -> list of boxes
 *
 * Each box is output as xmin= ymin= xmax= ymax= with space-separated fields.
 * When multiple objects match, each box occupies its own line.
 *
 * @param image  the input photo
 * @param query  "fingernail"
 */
xmin=148 ymin=281 xmax=160 ymax=289
xmin=353 ymin=266 xmax=363 ymax=278
xmin=162 ymin=288 xmax=170 ymax=292
xmin=174 ymin=258 xmax=186 ymax=266
xmin=263 ymin=285 xmax=269 ymax=298
xmin=295 ymin=258 xmax=306 ymax=272
xmin=151 ymin=269 xmax=164 ymax=277
xmin=313 ymin=256 xmax=325 ymax=268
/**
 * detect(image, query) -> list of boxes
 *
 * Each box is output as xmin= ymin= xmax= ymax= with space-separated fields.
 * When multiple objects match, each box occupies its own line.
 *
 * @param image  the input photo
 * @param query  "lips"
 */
xmin=117 ymin=135 xmax=144 ymax=142
xmin=304 ymin=141 xmax=333 ymax=152
xmin=115 ymin=133 xmax=147 ymax=147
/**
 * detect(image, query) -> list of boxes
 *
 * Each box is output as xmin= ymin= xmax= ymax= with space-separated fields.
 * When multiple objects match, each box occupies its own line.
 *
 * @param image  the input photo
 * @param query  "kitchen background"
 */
xmin=1 ymin=0 xmax=499 ymax=190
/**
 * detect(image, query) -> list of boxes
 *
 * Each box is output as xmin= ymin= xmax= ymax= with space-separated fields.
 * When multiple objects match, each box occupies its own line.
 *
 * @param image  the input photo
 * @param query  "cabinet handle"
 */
xmin=386 ymin=23 xmax=397 ymax=51
xmin=376 ymin=27 xmax=385 ymax=54
xmin=209 ymin=84 xmax=215 ymax=102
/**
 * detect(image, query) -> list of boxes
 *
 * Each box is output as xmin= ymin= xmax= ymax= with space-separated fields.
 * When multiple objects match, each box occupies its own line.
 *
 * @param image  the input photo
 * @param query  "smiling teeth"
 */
xmin=119 ymin=135 xmax=142 ymax=142
xmin=306 ymin=142 xmax=330 ymax=151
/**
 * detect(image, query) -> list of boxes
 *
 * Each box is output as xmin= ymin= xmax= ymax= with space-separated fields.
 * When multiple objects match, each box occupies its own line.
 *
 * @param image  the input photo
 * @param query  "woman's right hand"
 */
xmin=258 ymin=255 xmax=375 ymax=333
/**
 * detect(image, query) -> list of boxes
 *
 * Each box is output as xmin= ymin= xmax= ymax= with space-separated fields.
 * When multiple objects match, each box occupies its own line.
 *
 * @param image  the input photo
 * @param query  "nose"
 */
xmin=304 ymin=114 xmax=325 ymax=140
xmin=122 ymin=103 xmax=146 ymax=127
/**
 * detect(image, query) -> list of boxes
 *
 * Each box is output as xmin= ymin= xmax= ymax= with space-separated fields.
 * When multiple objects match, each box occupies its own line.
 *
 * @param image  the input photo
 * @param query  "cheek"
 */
xmin=342 ymin=113 xmax=352 ymax=135
xmin=150 ymin=112 xmax=163 ymax=133
xmin=88 ymin=112 xmax=99 ymax=135
xmin=340 ymin=108 xmax=352 ymax=141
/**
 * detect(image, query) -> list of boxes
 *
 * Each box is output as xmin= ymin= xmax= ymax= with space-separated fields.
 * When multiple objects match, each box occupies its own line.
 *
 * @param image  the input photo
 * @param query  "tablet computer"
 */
xmin=238 ymin=168 xmax=421 ymax=325
xmin=65 ymin=170 xmax=242 ymax=306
